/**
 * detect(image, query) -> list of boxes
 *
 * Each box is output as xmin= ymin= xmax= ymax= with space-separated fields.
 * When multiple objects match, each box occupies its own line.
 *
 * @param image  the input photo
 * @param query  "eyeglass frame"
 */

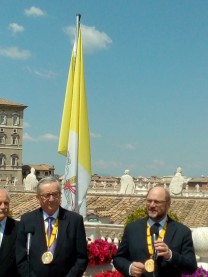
xmin=39 ymin=191 xmax=61 ymax=200
xmin=146 ymin=199 xmax=169 ymax=206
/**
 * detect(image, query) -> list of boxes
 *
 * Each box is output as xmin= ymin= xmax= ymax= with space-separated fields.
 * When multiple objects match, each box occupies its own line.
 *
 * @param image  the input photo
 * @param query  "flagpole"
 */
xmin=76 ymin=13 xmax=81 ymax=33
xmin=75 ymin=14 xmax=81 ymax=56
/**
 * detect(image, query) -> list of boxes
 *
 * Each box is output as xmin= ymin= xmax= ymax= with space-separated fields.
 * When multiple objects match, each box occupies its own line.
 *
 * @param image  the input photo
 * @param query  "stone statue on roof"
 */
xmin=119 ymin=169 xmax=135 ymax=194
xmin=24 ymin=167 xmax=38 ymax=191
xmin=169 ymin=166 xmax=185 ymax=196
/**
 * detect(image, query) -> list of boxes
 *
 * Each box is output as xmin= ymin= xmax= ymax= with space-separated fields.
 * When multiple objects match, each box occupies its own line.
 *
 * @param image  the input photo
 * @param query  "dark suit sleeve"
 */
xmin=162 ymin=225 xmax=197 ymax=275
xmin=16 ymin=216 xmax=28 ymax=277
xmin=113 ymin=224 xmax=133 ymax=277
xmin=65 ymin=214 xmax=88 ymax=277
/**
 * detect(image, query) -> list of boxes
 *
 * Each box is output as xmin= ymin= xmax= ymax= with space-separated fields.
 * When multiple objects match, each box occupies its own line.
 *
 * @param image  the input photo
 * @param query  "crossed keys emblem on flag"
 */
xmin=63 ymin=152 xmax=77 ymax=211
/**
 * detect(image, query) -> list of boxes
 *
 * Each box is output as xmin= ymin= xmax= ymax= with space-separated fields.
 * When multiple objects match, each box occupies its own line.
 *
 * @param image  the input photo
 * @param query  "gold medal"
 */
xmin=42 ymin=251 xmax=53 ymax=264
xmin=144 ymin=258 xmax=154 ymax=272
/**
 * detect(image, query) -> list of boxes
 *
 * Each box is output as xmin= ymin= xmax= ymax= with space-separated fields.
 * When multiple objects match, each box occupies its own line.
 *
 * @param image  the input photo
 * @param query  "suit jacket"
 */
xmin=113 ymin=216 xmax=197 ymax=277
xmin=0 ymin=217 xmax=19 ymax=277
xmin=16 ymin=207 xmax=88 ymax=277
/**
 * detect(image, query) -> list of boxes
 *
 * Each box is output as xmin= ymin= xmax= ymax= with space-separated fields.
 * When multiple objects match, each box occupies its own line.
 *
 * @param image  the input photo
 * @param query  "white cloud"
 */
xmin=23 ymin=132 xmax=58 ymax=142
xmin=63 ymin=24 xmax=112 ymax=53
xmin=23 ymin=132 xmax=36 ymax=142
xmin=23 ymin=122 xmax=30 ymax=128
xmin=90 ymin=132 xmax=102 ymax=138
xmin=9 ymin=23 xmax=24 ymax=34
xmin=117 ymin=143 xmax=136 ymax=150
xmin=26 ymin=66 xmax=58 ymax=79
xmin=95 ymin=160 xmax=123 ymax=170
xmin=0 ymin=46 xmax=31 ymax=59
xmin=24 ymin=6 xmax=46 ymax=17
xmin=38 ymin=134 xmax=58 ymax=141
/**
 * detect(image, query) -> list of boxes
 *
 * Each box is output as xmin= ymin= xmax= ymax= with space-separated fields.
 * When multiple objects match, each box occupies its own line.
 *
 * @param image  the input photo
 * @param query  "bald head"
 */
xmin=146 ymin=186 xmax=171 ymax=222
xmin=147 ymin=186 xmax=171 ymax=202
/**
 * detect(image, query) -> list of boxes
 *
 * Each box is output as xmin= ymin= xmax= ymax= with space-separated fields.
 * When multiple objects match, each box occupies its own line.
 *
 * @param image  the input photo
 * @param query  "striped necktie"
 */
xmin=46 ymin=217 xmax=57 ymax=254
xmin=47 ymin=217 xmax=54 ymax=239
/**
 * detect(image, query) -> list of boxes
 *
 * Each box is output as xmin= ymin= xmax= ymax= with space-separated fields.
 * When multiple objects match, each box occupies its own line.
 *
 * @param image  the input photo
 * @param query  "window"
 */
xmin=12 ymin=114 xmax=20 ymax=126
xmin=11 ymin=155 xmax=18 ymax=166
xmin=0 ymin=155 xmax=5 ymax=166
xmin=0 ymin=136 xmax=5 ymax=144
xmin=0 ymin=114 xmax=6 ymax=125
xmin=12 ymin=136 xmax=18 ymax=145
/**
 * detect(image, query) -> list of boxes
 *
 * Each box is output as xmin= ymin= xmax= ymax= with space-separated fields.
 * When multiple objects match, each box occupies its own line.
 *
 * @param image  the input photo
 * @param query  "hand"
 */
xmin=154 ymin=240 xmax=171 ymax=260
xmin=130 ymin=261 xmax=145 ymax=277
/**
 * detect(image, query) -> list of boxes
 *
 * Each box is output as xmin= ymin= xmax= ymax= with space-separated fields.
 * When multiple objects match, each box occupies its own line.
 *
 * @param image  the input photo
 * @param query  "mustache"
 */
xmin=0 ymin=209 xmax=8 ymax=213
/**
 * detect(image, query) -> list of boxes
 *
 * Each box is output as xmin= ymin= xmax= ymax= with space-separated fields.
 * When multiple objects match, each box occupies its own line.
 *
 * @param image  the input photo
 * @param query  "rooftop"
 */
xmin=8 ymin=192 xmax=208 ymax=228
xmin=0 ymin=98 xmax=27 ymax=108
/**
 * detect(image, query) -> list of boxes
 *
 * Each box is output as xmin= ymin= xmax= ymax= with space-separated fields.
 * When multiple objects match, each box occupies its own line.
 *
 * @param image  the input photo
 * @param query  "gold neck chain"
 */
xmin=147 ymin=221 xmax=167 ymax=256
xmin=45 ymin=218 xmax=59 ymax=248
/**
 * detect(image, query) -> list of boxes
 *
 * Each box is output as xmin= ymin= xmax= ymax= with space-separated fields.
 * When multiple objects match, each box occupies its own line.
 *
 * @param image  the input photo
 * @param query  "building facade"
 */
xmin=0 ymin=98 xmax=27 ymax=185
xmin=22 ymin=164 xmax=55 ymax=181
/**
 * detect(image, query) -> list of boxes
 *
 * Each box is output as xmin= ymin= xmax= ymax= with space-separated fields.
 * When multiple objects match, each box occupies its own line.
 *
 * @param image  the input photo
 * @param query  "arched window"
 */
xmin=0 ymin=113 xmax=7 ymax=125
xmin=0 ymin=154 xmax=5 ymax=166
xmin=12 ymin=113 xmax=20 ymax=126
xmin=11 ymin=135 xmax=18 ymax=145
xmin=0 ymin=135 xmax=5 ymax=145
xmin=11 ymin=154 xmax=18 ymax=166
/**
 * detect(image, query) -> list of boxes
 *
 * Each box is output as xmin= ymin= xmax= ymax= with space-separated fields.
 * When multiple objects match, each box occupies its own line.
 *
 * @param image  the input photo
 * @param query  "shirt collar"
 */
xmin=43 ymin=209 xmax=59 ymax=221
xmin=0 ymin=217 xmax=7 ymax=232
xmin=149 ymin=215 xmax=167 ymax=228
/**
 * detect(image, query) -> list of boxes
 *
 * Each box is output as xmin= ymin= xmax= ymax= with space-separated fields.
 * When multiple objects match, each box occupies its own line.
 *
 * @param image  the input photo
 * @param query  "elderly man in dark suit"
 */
xmin=113 ymin=186 xmax=197 ymax=277
xmin=16 ymin=176 xmax=88 ymax=277
xmin=0 ymin=188 xmax=19 ymax=277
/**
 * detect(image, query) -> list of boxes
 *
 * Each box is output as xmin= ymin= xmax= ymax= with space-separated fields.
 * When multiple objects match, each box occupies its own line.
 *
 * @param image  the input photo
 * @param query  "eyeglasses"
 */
xmin=39 ymin=192 xmax=60 ymax=200
xmin=146 ymin=199 xmax=168 ymax=206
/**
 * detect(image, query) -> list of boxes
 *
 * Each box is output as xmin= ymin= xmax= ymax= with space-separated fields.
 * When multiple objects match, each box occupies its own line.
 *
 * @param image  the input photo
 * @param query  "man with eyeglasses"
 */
xmin=113 ymin=186 xmax=197 ymax=277
xmin=16 ymin=176 xmax=88 ymax=277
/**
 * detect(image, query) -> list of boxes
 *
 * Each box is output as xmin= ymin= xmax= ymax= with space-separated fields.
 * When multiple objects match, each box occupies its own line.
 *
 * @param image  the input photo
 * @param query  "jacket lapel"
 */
xmin=53 ymin=207 xmax=68 ymax=257
xmin=163 ymin=217 xmax=177 ymax=245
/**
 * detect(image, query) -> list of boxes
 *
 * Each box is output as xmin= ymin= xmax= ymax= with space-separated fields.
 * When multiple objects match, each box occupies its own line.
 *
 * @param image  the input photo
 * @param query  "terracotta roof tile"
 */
xmin=7 ymin=192 xmax=208 ymax=228
xmin=0 ymin=98 xmax=27 ymax=108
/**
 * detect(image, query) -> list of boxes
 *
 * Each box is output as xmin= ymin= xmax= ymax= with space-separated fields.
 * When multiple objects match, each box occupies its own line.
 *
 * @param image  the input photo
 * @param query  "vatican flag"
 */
xmin=58 ymin=27 xmax=91 ymax=217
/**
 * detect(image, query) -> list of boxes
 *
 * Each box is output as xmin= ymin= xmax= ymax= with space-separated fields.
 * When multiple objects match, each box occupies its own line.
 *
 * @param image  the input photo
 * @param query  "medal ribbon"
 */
xmin=45 ymin=218 xmax=58 ymax=248
xmin=147 ymin=221 xmax=167 ymax=256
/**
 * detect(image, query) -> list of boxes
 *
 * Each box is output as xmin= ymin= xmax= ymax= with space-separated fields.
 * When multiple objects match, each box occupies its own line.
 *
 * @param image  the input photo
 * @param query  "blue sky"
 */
xmin=1 ymin=1 xmax=208 ymax=178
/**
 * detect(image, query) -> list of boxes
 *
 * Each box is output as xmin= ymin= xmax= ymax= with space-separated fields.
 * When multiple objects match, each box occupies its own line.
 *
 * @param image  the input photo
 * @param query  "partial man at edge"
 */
xmin=0 ymin=187 xmax=19 ymax=277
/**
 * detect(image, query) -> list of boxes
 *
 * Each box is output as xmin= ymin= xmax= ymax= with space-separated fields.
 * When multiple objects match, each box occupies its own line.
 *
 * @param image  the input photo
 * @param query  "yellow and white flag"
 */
xmin=58 ymin=27 xmax=91 ymax=217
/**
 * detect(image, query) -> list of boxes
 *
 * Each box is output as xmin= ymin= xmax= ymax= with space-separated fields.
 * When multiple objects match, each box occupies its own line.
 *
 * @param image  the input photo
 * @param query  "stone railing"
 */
xmin=84 ymin=222 xmax=208 ymax=270
xmin=85 ymin=222 xmax=124 ymax=245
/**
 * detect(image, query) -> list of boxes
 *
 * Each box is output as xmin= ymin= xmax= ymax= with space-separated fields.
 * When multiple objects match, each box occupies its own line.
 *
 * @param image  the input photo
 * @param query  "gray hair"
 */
xmin=147 ymin=185 xmax=171 ymax=202
xmin=0 ymin=187 xmax=10 ymax=202
xmin=36 ymin=176 xmax=61 ymax=194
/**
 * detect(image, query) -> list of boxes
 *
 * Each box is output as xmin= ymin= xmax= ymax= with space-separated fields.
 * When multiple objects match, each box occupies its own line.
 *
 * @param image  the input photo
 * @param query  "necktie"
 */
xmin=153 ymin=222 xmax=160 ymax=233
xmin=47 ymin=217 xmax=54 ymax=239
xmin=46 ymin=216 xmax=57 ymax=254
xmin=152 ymin=223 xmax=160 ymax=277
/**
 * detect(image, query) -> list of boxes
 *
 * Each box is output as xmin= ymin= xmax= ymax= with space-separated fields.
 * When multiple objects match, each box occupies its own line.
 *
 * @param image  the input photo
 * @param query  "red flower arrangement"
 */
xmin=94 ymin=270 xmax=123 ymax=277
xmin=88 ymin=239 xmax=118 ymax=266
